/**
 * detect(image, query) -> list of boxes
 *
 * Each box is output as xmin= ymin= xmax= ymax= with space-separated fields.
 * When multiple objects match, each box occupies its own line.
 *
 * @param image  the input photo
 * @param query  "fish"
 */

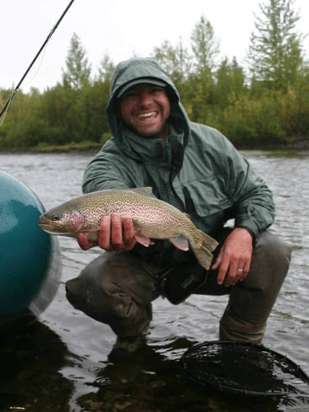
xmin=38 ymin=187 xmax=218 ymax=270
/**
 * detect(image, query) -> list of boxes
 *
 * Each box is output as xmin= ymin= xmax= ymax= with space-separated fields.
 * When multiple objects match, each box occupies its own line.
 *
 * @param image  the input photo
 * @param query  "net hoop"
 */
xmin=181 ymin=341 xmax=309 ymax=397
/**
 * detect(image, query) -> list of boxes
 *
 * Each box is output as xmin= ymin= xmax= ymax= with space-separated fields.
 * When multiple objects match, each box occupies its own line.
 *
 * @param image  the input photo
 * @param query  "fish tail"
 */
xmin=191 ymin=230 xmax=219 ymax=270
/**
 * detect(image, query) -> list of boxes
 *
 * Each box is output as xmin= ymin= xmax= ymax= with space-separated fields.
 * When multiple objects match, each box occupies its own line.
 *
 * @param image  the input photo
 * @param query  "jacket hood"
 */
xmin=106 ymin=58 xmax=190 ymax=159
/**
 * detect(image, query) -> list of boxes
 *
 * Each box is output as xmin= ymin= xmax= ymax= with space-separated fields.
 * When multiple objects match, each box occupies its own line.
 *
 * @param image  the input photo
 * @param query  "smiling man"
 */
xmin=65 ymin=58 xmax=292 ymax=359
xmin=118 ymin=83 xmax=171 ymax=140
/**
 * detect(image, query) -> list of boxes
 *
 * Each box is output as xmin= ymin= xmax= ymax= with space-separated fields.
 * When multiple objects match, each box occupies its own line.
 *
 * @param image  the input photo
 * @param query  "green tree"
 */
xmin=97 ymin=53 xmax=115 ymax=83
xmin=62 ymin=33 xmax=92 ymax=89
xmin=247 ymin=0 xmax=305 ymax=90
xmin=0 ymin=89 xmax=50 ymax=149
xmin=60 ymin=34 xmax=93 ymax=143
xmin=152 ymin=39 xmax=192 ymax=90
xmin=190 ymin=16 xmax=220 ymax=77
xmin=39 ymin=84 xmax=71 ymax=144
xmin=215 ymin=57 xmax=247 ymax=108
xmin=82 ymin=80 xmax=111 ymax=142
xmin=188 ymin=16 xmax=220 ymax=122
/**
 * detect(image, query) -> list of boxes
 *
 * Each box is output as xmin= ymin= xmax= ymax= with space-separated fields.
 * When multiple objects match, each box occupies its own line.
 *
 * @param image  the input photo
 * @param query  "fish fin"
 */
xmin=191 ymin=230 xmax=219 ymax=270
xmin=131 ymin=187 xmax=156 ymax=198
xmin=169 ymin=235 xmax=189 ymax=251
xmin=197 ymin=229 xmax=219 ymax=251
xmin=135 ymin=231 xmax=155 ymax=247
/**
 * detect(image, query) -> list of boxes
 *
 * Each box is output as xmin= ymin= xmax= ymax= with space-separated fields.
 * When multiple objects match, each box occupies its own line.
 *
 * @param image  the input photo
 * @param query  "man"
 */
xmin=66 ymin=58 xmax=292 ymax=358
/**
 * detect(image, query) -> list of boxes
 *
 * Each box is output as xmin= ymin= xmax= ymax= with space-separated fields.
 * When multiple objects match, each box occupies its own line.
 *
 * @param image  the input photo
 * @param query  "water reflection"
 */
xmin=0 ymin=320 xmax=74 ymax=412
xmin=1 ymin=151 xmax=309 ymax=411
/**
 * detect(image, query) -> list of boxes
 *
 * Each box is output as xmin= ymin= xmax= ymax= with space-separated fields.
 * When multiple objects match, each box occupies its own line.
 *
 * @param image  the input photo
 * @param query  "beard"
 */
xmin=122 ymin=117 xmax=170 ymax=140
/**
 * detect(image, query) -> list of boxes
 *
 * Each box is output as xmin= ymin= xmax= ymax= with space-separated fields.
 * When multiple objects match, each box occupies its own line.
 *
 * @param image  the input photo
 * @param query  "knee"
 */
xmin=65 ymin=266 xmax=140 ymax=324
xmin=65 ymin=272 xmax=109 ymax=313
xmin=254 ymin=231 xmax=292 ymax=270
xmin=247 ymin=231 xmax=292 ymax=291
xmin=65 ymin=276 xmax=85 ymax=308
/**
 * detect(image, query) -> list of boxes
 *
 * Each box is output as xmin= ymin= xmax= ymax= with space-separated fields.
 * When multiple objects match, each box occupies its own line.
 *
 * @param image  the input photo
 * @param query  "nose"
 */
xmin=138 ymin=91 xmax=152 ymax=106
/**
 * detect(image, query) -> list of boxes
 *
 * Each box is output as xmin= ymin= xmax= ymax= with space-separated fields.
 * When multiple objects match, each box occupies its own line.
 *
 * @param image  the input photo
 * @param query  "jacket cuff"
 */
xmin=234 ymin=219 xmax=259 ymax=246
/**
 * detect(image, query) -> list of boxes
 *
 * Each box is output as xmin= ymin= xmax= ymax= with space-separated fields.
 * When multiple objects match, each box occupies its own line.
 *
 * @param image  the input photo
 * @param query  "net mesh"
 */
xmin=181 ymin=341 xmax=309 ymax=397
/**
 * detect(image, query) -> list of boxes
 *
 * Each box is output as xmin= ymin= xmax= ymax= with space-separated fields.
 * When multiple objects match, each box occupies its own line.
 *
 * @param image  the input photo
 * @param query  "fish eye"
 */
xmin=51 ymin=212 xmax=63 ymax=221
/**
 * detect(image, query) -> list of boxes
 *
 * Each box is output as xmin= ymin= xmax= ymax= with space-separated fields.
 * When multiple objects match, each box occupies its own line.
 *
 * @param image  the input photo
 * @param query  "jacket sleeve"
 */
xmin=82 ymin=141 xmax=133 ymax=193
xmin=222 ymin=136 xmax=275 ymax=242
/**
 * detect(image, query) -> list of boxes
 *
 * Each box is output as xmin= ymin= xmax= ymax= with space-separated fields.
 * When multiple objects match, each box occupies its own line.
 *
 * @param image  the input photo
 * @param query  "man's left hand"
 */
xmin=211 ymin=227 xmax=253 ymax=287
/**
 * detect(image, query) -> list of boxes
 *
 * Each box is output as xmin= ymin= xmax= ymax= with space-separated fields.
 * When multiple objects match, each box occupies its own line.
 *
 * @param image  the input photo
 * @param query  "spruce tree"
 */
xmin=62 ymin=33 xmax=91 ymax=89
xmin=247 ymin=0 xmax=305 ymax=90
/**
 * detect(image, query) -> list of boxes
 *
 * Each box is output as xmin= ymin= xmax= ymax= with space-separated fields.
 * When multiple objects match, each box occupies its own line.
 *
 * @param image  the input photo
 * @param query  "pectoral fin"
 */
xmin=135 ymin=231 xmax=155 ymax=247
xmin=169 ymin=235 xmax=189 ymax=251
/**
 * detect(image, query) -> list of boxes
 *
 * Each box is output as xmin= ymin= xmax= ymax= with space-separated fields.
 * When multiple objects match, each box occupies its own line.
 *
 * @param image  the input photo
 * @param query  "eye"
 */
xmin=51 ymin=212 xmax=63 ymax=221
xmin=123 ymin=90 xmax=139 ymax=100
xmin=151 ymin=87 xmax=164 ymax=94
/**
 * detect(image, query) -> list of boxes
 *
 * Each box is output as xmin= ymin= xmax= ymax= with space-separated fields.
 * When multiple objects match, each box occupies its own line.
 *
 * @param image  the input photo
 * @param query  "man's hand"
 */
xmin=211 ymin=227 xmax=253 ymax=287
xmin=77 ymin=213 xmax=137 ymax=252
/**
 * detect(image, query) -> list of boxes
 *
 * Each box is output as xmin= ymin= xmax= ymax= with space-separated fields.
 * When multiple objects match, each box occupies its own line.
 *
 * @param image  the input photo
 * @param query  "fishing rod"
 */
xmin=0 ymin=0 xmax=76 ymax=121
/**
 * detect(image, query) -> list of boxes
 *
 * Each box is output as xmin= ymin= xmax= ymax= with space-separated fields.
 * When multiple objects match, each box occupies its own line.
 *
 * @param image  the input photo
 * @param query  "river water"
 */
xmin=1 ymin=150 xmax=309 ymax=412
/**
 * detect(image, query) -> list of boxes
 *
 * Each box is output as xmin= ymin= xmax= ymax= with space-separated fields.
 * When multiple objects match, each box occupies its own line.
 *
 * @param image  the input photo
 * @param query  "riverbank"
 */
xmin=1 ymin=137 xmax=309 ymax=154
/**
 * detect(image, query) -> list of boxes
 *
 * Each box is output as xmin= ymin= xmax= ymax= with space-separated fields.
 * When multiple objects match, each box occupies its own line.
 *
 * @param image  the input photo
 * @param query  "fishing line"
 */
xmin=0 ymin=0 xmax=76 ymax=123
xmin=23 ymin=43 xmax=48 ymax=90
xmin=0 ymin=46 xmax=49 ymax=128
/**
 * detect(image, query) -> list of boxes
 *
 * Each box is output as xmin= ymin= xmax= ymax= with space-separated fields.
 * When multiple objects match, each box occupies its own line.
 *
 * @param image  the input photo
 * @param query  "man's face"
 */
xmin=119 ymin=84 xmax=171 ymax=139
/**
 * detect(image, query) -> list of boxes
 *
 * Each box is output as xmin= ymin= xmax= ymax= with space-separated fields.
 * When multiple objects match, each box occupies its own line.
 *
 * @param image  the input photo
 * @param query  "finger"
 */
xmin=231 ymin=260 xmax=249 ymax=284
xmin=241 ymin=258 xmax=251 ymax=281
xmin=77 ymin=232 xmax=97 ymax=250
xmin=224 ymin=260 xmax=239 ymax=286
xmin=111 ymin=213 xmax=123 ymax=250
xmin=122 ymin=217 xmax=137 ymax=251
xmin=211 ymin=259 xmax=220 ymax=271
xmin=216 ymin=257 xmax=230 ymax=286
xmin=238 ymin=266 xmax=246 ymax=281
xmin=211 ymin=249 xmax=223 ymax=270
xmin=98 ymin=216 xmax=111 ymax=250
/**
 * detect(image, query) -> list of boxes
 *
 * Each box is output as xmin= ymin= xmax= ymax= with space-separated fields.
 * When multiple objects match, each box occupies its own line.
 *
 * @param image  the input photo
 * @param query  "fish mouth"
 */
xmin=38 ymin=217 xmax=63 ymax=234
xmin=38 ymin=221 xmax=60 ymax=234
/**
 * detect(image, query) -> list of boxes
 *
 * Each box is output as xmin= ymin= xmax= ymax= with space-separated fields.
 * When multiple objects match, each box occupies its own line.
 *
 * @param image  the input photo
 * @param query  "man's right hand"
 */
xmin=77 ymin=213 xmax=137 ymax=252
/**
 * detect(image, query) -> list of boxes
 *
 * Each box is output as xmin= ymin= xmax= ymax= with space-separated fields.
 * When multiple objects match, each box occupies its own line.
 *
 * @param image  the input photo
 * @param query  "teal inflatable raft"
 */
xmin=0 ymin=171 xmax=61 ymax=329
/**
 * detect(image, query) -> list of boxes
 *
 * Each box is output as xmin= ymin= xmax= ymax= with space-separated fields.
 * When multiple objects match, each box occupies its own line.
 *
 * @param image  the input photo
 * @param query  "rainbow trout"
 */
xmin=38 ymin=187 xmax=218 ymax=270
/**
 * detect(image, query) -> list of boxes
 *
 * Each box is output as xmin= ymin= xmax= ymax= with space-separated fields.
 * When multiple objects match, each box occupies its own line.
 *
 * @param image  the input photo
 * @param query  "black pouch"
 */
xmin=157 ymin=263 xmax=209 ymax=305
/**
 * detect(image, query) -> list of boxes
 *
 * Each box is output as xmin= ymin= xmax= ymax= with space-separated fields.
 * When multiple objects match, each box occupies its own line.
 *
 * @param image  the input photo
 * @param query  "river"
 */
xmin=1 ymin=150 xmax=309 ymax=412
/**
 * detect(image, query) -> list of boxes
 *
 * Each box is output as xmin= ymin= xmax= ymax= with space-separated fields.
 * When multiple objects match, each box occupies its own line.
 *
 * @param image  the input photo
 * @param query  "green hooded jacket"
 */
xmin=83 ymin=58 xmax=275 ymax=255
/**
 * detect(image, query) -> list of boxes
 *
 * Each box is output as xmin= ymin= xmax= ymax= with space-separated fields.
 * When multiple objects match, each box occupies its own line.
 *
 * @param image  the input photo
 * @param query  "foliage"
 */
xmin=152 ymin=38 xmax=192 ymax=98
xmin=247 ymin=0 xmax=305 ymax=90
xmin=213 ymin=94 xmax=285 ymax=146
xmin=0 ymin=7 xmax=308 ymax=151
xmin=62 ymin=33 xmax=92 ymax=89
xmin=190 ymin=16 xmax=220 ymax=76
xmin=215 ymin=58 xmax=247 ymax=108
xmin=97 ymin=53 xmax=115 ymax=83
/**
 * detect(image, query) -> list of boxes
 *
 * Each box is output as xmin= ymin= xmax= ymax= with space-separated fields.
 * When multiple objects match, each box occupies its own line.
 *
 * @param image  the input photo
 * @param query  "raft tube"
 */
xmin=0 ymin=171 xmax=61 ymax=330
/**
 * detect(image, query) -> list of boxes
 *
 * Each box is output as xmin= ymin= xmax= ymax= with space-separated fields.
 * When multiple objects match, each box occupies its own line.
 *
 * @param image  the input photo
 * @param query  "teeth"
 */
xmin=138 ymin=112 xmax=155 ymax=118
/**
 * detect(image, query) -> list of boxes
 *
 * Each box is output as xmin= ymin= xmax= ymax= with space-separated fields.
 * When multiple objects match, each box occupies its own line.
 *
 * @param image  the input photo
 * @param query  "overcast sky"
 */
xmin=1 ymin=0 xmax=309 ymax=93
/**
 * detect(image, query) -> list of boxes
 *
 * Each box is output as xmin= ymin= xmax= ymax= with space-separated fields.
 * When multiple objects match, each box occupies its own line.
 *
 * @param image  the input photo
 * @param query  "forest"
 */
xmin=0 ymin=0 xmax=309 ymax=151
